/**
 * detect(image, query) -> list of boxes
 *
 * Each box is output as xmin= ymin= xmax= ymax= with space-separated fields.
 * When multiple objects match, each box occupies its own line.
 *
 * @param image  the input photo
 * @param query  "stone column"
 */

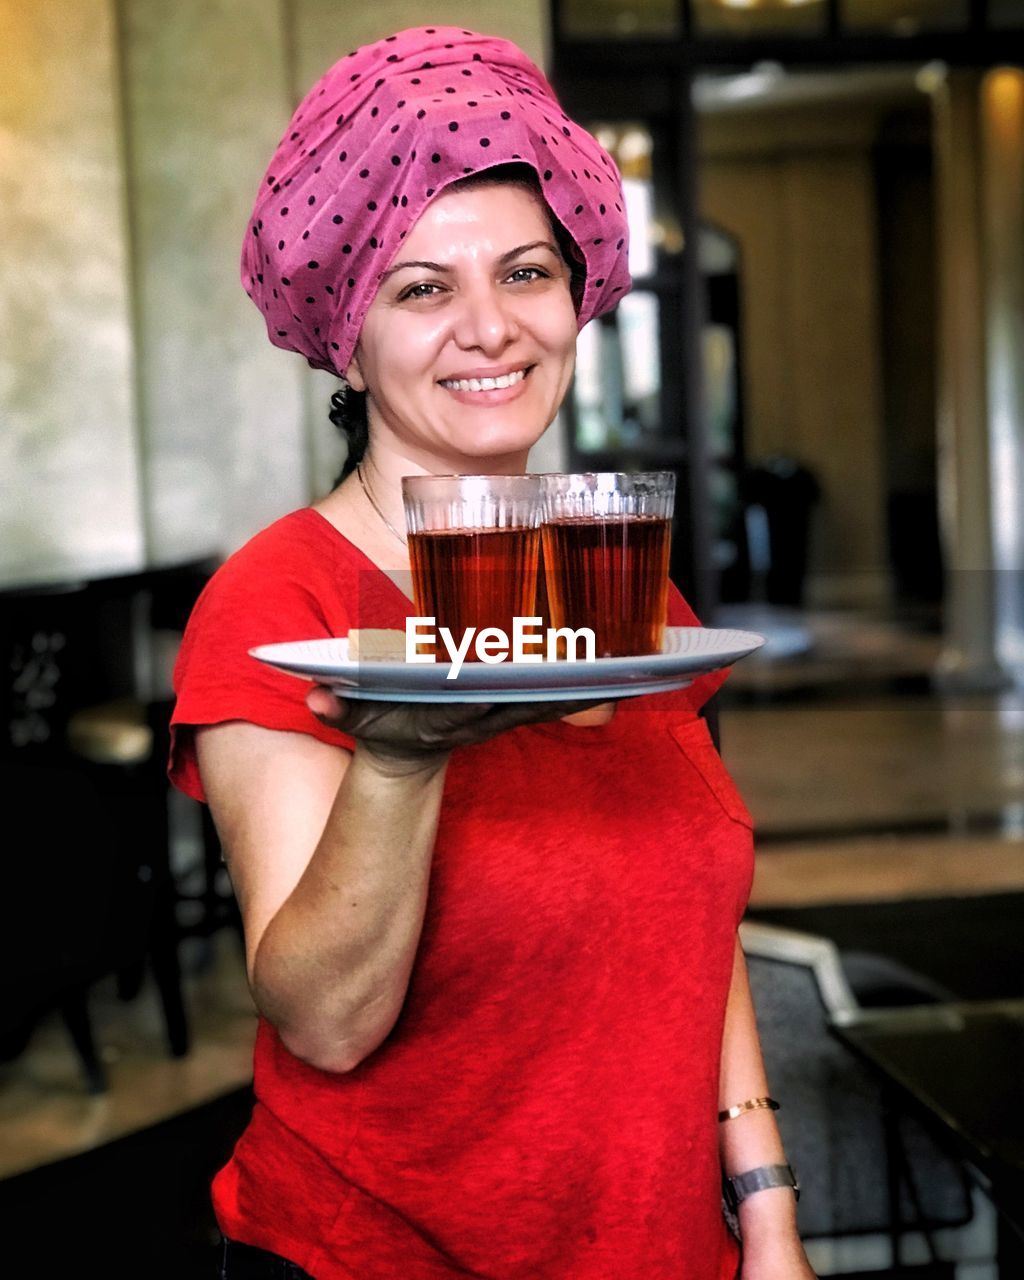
xmin=931 ymin=71 xmax=1013 ymax=690
xmin=980 ymin=67 xmax=1024 ymax=681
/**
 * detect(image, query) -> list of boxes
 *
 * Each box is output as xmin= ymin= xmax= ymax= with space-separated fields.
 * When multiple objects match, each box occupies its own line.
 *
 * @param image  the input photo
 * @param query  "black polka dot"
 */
xmin=543 ymin=170 xmax=552 ymax=181
xmin=397 ymin=100 xmax=406 ymax=108
xmin=277 ymin=329 xmax=288 ymax=336
xmin=432 ymin=153 xmax=441 ymax=163
xmin=280 ymin=206 xmax=289 ymax=215
xmin=308 ymin=195 xmax=316 ymax=206
xmin=277 ymin=239 xmax=285 ymax=250
xmin=338 ymin=151 xmax=347 ymax=162
xmin=593 ymin=239 xmax=602 ymax=246
xmin=331 ymin=341 xmax=340 ymax=350
xmin=391 ymin=124 xmax=400 ymax=134
xmin=333 ymin=214 xmax=344 ymax=224
xmin=501 ymin=111 xmax=511 ymax=120
xmin=350 ymin=74 xmax=359 ymax=82
xmin=391 ymin=195 xmax=399 ymax=207
xmin=302 ymin=231 xmax=310 ymax=240
xmin=473 ymin=53 xmax=482 ymax=61
xmin=599 ymin=204 xmax=606 ymax=214
xmin=595 ymin=278 xmax=605 ymax=287
xmin=290 ymin=131 xmax=299 ymax=141
xmin=325 ymin=285 xmax=334 ymax=295
xmin=281 ymin=276 xmax=291 ymax=285
xmin=468 ymin=100 xmax=477 ymax=107
xmin=411 ymin=78 xmax=421 ymax=85
xmin=367 ymin=200 xmax=377 ymax=210
xmin=251 ymin=226 xmax=259 ymax=237
xmin=426 ymin=27 xmax=435 ymax=33
xmin=385 ymin=34 xmax=397 ymax=41
xmin=448 ymin=122 xmax=459 ymax=132
xmin=348 ymin=278 xmax=355 ymax=287
xmin=359 ymin=168 xmax=370 ymax=178
xmin=411 ymin=150 xmax=417 ymax=161
xmin=563 ymin=127 xmax=571 ymax=137
xmin=308 ymin=260 xmax=319 ymax=269
xmin=417 ymin=109 xmax=426 ymax=119
xmin=391 ymin=155 xmax=401 ymax=166
xmin=426 ymin=188 xmax=435 ymax=197
xmin=371 ymin=107 xmax=379 ymax=118
xmin=387 ymin=54 xmax=399 ymax=62
xmin=584 ymin=169 xmax=591 ymax=179
xmin=305 ymin=296 xmax=315 ymax=304
xmin=401 ymin=195 xmax=408 ymax=207
xmin=480 ymin=138 xmax=490 ymax=148
xmin=400 ymin=231 xmax=406 ymax=239
xmin=421 ymin=61 xmax=432 ymax=69
xmin=463 ymin=166 xmax=473 ymax=174
xmin=616 ymin=238 xmax=624 ymax=249
xmin=375 ymin=78 xmax=384 ymax=88
xmin=575 ymin=205 xmax=584 ymax=215
xmin=266 ymin=175 xmax=276 ymax=185
xmin=370 ymin=237 xmax=378 ymax=248
xmin=462 ymin=69 xmax=472 ymax=76
xmin=342 ymin=244 xmax=352 ymax=254
xmin=445 ymin=87 xmax=456 ymax=94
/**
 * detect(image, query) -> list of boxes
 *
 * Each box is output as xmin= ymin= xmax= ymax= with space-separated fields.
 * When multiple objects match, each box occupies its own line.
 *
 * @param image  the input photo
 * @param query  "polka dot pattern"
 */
xmin=243 ymin=25 xmax=631 ymax=378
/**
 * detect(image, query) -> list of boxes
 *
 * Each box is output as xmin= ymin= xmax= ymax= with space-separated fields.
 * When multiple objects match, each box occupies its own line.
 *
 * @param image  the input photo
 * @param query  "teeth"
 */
xmin=441 ymin=368 xmax=528 ymax=393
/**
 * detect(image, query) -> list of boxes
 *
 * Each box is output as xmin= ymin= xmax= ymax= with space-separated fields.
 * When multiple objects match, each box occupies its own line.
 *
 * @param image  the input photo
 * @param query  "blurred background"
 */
xmin=2 ymin=2 xmax=1022 ymax=1277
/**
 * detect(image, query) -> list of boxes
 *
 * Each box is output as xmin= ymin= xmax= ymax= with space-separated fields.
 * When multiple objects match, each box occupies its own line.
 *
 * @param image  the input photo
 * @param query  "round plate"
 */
xmin=249 ymin=627 xmax=766 ymax=704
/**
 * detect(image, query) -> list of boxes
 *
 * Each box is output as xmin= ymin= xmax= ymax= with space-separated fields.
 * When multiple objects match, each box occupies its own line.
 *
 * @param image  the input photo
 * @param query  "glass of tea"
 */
xmin=402 ymin=474 xmax=543 ymax=659
xmin=540 ymin=472 xmax=675 ymax=657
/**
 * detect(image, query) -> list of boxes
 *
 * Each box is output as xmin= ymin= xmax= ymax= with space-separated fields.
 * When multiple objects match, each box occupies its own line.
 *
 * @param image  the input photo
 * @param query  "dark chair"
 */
xmin=0 ymin=760 xmax=158 ymax=1093
xmin=740 ymin=920 xmax=993 ymax=1274
xmin=0 ymin=557 xmax=235 ymax=1091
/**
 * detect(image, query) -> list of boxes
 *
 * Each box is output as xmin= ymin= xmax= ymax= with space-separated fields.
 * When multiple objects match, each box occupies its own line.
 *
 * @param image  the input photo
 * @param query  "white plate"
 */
xmin=249 ymin=627 xmax=766 ymax=704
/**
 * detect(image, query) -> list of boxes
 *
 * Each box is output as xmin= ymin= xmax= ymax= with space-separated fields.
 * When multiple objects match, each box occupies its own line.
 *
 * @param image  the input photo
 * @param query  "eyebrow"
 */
xmin=381 ymin=240 xmax=561 ymax=282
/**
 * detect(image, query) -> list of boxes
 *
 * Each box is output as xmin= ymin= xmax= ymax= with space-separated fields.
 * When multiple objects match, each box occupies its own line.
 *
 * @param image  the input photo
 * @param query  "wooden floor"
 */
xmin=2 ymin=606 xmax=1022 ymax=1273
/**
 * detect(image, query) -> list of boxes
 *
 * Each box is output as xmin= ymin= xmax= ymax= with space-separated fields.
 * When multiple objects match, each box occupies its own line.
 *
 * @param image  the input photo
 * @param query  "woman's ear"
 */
xmin=344 ymin=353 xmax=367 ymax=393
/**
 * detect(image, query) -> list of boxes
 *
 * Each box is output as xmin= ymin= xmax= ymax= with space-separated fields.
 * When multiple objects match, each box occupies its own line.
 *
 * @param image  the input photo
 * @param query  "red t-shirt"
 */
xmin=171 ymin=508 xmax=752 ymax=1280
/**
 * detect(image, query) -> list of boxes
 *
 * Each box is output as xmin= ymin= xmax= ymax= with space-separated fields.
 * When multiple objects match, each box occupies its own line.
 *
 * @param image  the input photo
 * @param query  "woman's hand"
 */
xmin=306 ymin=685 xmax=614 ymax=770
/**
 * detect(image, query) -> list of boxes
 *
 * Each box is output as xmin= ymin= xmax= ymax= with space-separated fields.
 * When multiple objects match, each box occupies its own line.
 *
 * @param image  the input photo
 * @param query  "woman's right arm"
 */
xmin=197 ymin=715 xmax=452 ymax=1075
xmin=197 ymin=686 xmax=605 ymax=1074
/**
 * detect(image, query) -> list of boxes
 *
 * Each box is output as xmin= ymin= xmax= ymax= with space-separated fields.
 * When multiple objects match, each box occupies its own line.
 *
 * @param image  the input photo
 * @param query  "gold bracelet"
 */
xmin=718 ymin=1095 xmax=780 ymax=1123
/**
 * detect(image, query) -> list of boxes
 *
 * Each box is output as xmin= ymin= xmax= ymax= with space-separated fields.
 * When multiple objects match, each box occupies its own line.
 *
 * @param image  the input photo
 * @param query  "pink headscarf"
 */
xmin=242 ymin=25 xmax=631 ymax=378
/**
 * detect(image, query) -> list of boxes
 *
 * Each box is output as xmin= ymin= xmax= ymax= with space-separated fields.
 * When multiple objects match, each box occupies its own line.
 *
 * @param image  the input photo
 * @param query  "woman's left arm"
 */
xmin=719 ymin=934 xmax=817 ymax=1279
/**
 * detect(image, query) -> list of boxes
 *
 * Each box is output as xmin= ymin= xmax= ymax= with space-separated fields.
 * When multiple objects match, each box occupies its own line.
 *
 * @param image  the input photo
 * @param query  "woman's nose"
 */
xmin=452 ymin=285 xmax=519 ymax=353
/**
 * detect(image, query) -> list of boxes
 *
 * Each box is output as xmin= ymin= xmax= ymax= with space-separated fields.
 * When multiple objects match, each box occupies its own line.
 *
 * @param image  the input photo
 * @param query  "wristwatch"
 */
xmin=723 ymin=1163 xmax=800 ymax=1213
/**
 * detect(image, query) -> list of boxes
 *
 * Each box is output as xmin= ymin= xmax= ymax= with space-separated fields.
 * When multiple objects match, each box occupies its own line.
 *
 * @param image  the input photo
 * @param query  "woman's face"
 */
xmin=345 ymin=182 xmax=578 ymax=470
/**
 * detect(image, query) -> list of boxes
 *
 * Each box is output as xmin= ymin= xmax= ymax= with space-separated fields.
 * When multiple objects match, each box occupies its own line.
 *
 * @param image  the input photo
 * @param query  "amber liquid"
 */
xmin=542 ymin=515 xmax=672 ymax=657
xmin=407 ymin=526 xmax=541 ymax=660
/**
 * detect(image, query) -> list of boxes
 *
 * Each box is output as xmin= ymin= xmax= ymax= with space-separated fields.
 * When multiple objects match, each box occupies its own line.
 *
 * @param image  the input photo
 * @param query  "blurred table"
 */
xmin=833 ymin=999 xmax=1024 ymax=1276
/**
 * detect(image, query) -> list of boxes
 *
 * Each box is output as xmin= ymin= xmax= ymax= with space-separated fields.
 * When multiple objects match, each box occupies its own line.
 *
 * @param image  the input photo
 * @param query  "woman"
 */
xmin=170 ymin=25 xmax=815 ymax=1280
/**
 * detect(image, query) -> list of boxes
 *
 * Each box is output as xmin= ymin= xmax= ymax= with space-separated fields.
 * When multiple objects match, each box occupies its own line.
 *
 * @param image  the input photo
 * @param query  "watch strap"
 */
xmin=724 ymin=1162 xmax=800 ymax=1211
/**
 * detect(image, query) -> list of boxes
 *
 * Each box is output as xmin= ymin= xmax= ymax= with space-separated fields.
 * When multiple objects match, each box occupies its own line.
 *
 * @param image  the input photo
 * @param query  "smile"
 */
xmin=438 ymin=367 xmax=530 ymax=393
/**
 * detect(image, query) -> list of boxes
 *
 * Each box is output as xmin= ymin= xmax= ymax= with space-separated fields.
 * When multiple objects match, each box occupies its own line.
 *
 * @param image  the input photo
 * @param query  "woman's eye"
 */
xmin=399 ymin=282 xmax=442 ymax=301
xmin=507 ymin=266 xmax=548 ymax=284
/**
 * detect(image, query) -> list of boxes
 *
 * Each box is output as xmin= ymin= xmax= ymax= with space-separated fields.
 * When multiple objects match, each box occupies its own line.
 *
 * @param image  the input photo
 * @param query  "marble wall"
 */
xmin=1 ymin=0 xmax=550 ymax=582
xmin=1 ymin=0 xmax=141 ymax=581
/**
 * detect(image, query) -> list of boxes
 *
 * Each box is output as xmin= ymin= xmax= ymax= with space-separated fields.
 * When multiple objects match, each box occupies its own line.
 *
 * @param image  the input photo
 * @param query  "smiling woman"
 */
xmin=167 ymin=23 xmax=812 ymax=1280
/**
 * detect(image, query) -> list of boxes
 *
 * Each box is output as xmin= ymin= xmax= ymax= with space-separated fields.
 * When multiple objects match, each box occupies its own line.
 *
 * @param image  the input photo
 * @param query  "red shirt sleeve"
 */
xmin=169 ymin=513 xmax=358 ymax=803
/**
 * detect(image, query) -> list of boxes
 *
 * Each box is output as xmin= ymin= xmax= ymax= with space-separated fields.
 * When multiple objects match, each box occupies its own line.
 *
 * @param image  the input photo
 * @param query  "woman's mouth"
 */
xmin=438 ymin=366 xmax=531 ymax=394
